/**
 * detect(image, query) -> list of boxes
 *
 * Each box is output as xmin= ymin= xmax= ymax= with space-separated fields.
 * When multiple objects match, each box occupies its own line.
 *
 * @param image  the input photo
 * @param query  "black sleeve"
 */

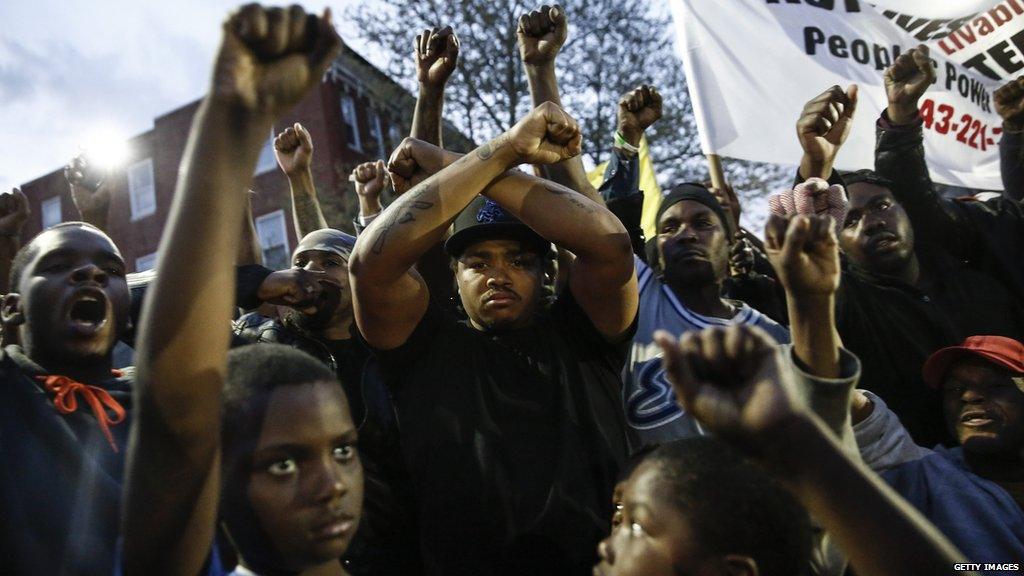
xmin=554 ymin=288 xmax=637 ymax=365
xmin=1000 ymin=129 xmax=1024 ymax=202
xmin=371 ymin=301 xmax=447 ymax=382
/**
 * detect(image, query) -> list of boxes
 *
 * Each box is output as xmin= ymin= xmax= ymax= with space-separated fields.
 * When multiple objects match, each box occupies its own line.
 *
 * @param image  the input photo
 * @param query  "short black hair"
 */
xmin=222 ymin=343 xmax=340 ymax=454
xmin=644 ymin=438 xmax=812 ymax=576
xmin=8 ymin=222 xmax=111 ymax=294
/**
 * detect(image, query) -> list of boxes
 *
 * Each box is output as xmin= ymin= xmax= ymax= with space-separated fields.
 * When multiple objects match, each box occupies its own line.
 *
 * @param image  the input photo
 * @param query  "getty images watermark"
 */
xmin=955 ymin=564 xmax=1021 ymax=572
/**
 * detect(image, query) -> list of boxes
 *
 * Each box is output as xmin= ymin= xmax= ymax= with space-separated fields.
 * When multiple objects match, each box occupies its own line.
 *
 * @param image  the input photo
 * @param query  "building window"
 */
xmin=127 ymin=158 xmax=157 ymax=221
xmin=254 ymin=128 xmax=277 ymax=175
xmin=369 ymin=109 xmax=386 ymax=158
xmin=41 ymin=196 xmax=61 ymax=229
xmin=388 ymin=123 xmax=403 ymax=150
xmin=135 ymin=252 xmax=158 ymax=272
xmin=255 ymin=209 xmax=290 ymax=270
xmin=340 ymin=94 xmax=362 ymax=152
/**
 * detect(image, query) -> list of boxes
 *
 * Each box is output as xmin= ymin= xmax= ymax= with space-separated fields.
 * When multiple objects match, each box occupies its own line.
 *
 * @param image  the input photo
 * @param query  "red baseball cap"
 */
xmin=923 ymin=336 xmax=1024 ymax=388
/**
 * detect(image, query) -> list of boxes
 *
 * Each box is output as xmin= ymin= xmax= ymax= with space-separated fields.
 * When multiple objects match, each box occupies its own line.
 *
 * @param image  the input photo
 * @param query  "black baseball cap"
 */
xmin=444 ymin=196 xmax=552 ymax=258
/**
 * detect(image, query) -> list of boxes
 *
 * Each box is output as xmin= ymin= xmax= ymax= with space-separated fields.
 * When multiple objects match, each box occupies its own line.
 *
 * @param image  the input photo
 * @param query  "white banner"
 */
xmin=671 ymin=0 xmax=1024 ymax=190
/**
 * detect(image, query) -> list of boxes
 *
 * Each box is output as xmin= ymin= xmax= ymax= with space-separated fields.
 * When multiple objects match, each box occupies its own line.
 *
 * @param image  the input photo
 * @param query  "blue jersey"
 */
xmin=625 ymin=257 xmax=790 ymax=445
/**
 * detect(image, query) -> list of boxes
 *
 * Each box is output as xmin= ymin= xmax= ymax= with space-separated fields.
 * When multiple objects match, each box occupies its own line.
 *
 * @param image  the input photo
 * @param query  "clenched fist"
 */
xmin=618 ymin=85 xmax=663 ymax=148
xmin=505 ymin=101 xmax=582 ymax=165
xmin=764 ymin=211 xmax=840 ymax=299
xmin=796 ymin=85 xmax=857 ymax=178
xmin=350 ymin=160 xmax=389 ymax=202
xmin=995 ymin=77 xmax=1024 ymax=132
xmin=884 ymin=44 xmax=936 ymax=125
xmin=274 ymin=122 xmax=313 ymax=177
xmin=655 ymin=325 xmax=802 ymax=447
xmin=0 ymin=188 xmax=30 ymax=238
xmin=517 ymin=4 xmax=567 ymax=66
xmin=64 ymin=153 xmax=112 ymax=221
xmin=211 ymin=4 xmax=341 ymax=117
xmin=416 ymin=26 xmax=459 ymax=89
xmin=386 ymin=138 xmax=449 ymax=195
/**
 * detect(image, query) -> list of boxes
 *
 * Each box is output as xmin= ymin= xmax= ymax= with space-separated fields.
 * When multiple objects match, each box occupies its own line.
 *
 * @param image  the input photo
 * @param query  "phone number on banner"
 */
xmin=919 ymin=98 xmax=1001 ymax=152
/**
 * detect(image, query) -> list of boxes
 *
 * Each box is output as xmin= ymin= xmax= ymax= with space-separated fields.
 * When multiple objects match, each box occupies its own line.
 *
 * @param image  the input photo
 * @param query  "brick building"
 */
xmin=18 ymin=40 xmax=470 ymax=272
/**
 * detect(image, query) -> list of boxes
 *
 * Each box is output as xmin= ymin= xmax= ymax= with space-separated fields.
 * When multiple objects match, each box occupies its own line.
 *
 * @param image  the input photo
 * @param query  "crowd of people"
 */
xmin=1 ymin=3 xmax=1023 ymax=575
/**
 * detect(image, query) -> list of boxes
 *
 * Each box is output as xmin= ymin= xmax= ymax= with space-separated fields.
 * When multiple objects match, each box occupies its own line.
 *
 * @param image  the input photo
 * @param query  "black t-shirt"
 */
xmin=0 ymin=346 xmax=133 ymax=575
xmin=837 ymin=246 xmax=1024 ymax=447
xmin=374 ymin=291 xmax=633 ymax=576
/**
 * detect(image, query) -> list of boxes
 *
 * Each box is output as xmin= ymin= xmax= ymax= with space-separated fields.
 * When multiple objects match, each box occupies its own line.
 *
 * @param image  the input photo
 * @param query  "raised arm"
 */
xmin=351 ymin=160 xmax=388 ymax=234
xmin=349 ymin=101 xmax=583 ymax=350
xmin=796 ymin=84 xmax=857 ymax=181
xmin=598 ymin=85 xmax=663 ymax=257
xmin=236 ymin=191 xmax=264 ymax=266
xmin=655 ymin=326 xmax=972 ymax=576
xmin=64 ymin=153 xmax=113 ymax=232
xmin=0 ymin=189 xmax=29 ymax=294
xmin=412 ymin=26 xmax=458 ymax=146
xmin=875 ymin=45 xmax=976 ymax=251
xmin=123 ymin=6 xmax=340 ymax=574
xmin=275 ymin=122 xmax=328 ymax=237
xmin=517 ymin=4 xmax=602 ymax=205
xmin=765 ymin=212 xmax=841 ymax=378
xmin=995 ymin=77 xmax=1024 ymax=202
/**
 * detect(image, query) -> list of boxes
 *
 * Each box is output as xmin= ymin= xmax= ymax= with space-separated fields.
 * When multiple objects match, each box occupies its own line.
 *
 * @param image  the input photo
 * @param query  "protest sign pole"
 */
xmin=706 ymin=153 xmax=725 ymax=190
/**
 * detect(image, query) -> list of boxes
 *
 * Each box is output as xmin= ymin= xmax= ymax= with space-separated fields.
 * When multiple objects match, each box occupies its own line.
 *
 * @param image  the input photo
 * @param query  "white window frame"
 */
xmin=388 ymin=123 xmax=403 ymax=150
xmin=255 ymin=209 xmax=291 ymax=270
xmin=370 ymin=109 xmax=386 ymax=158
xmin=340 ymin=94 xmax=362 ymax=152
xmin=41 ymin=196 xmax=61 ymax=229
xmin=135 ymin=252 xmax=158 ymax=272
xmin=127 ymin=158 xmax=157 ymax=221
xmin=254 ymin=127 xmax=277 ymax=175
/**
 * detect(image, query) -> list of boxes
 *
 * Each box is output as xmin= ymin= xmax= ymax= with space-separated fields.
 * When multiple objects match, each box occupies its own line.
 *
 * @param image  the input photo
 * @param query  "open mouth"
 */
xmin=66 ymin=290 xmax=109 ymax=333
xmin=960 ymin=410 xmax=995 ymax=428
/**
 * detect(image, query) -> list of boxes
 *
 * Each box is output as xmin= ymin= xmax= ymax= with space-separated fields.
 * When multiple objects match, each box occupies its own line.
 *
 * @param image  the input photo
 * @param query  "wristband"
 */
xmin=614 ymin=131 xmax=640 ymax=154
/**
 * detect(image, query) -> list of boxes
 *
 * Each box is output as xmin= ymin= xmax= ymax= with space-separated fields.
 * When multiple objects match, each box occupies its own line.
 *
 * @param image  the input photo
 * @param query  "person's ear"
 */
xmin=1 ymin=293 xmax=24 ymax=327
xmin=719 ymin=554 xmax=758 ymax=576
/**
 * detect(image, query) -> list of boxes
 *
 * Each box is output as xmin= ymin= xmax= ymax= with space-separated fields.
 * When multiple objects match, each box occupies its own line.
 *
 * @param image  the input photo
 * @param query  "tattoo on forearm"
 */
xmin=370 ymin=183 xmax=437 ymax=255
xmin=543 ymin=182 xmax=597 ymax=214
xmin=292 ymin=194 xmax=326 ymax=233
xmin=477 ymin=134 xmax=508 ymax=160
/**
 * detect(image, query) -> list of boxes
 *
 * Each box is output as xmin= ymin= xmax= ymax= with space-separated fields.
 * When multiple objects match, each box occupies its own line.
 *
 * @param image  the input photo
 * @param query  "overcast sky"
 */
xmin=0 ymin=0 xmax=367 ymax=192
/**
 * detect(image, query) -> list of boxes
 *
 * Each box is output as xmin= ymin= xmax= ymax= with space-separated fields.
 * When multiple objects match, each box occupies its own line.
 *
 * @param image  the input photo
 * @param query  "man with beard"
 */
xmin=791 ymin=50 xmax=1024 ymax=447
xmin=0 ymin=221 xmax=133 ymax=574
xmin=622 ymin=184 xmax=790 ymax=445
xmin=233 ymin=228 xmax=369 ymax=424
xmin=349 ymin=102 xmax=637 ymax=575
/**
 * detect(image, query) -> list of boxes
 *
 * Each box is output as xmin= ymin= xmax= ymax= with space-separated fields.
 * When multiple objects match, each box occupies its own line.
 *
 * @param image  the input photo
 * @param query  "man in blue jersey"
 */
xmin=625 ymin=185 xmax=790 ymax=444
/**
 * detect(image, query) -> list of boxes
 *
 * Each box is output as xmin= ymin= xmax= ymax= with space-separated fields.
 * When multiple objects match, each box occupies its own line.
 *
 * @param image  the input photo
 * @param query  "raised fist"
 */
xmin=797 ymin=85 xmax=857 ymax=174
xmin=350 ymin=160 xmax=389 ymax=201
xmin=517 ymin=4 xmax=567 ymax=66
xmin=211 ymin=4 xmax=341 ymax=116
xmin=274 ymin=122 xmax=313 ymax=177
xmin=257 ymin=267 xmax=327 ymax=308
xmin=618 ymin=85 xmax=663 ymax=147
xmin=64 ymin=154 xmax=111 ymax=220
xmin=416 ymin=26 xmax=459 ymax=89
xmin=655 ymin=324 xmax=801 ymax=444
xmin=386 ymin=138 xmax=449 ymax=195
xmin=0 ymin=188 xmax=30 ymax=238
xmin=884 ymin=44 xmax=936 ymax=125
xmin=505 ymin=101 xmax=582 ymax=165
xmin=764 ymin=211 xmax=840 ymax=298
xmin=994 ymin=77 xmax=1024 ymax=131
